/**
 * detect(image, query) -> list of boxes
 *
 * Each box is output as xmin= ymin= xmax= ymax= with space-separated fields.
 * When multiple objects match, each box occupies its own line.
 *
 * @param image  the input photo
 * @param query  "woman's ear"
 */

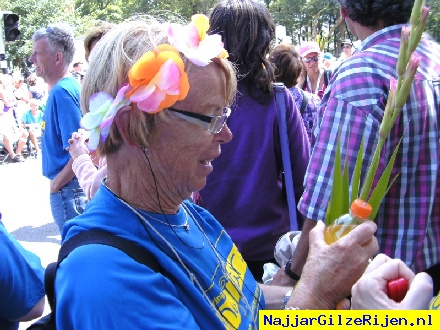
xmin=113 ymin=105 xmax=136 ymax=146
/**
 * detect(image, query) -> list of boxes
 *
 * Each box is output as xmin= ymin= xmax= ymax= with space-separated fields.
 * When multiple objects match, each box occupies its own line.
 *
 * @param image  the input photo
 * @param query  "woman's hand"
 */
xmin=351 ymin=254 xmax=433 ymax=310
xmin=67 ymin=129 xmax=90 ymax=160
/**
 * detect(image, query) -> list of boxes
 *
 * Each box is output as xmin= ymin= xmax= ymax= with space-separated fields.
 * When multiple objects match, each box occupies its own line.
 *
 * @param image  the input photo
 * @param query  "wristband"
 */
xmin=285 ymin=259 xmax=301 ymax=281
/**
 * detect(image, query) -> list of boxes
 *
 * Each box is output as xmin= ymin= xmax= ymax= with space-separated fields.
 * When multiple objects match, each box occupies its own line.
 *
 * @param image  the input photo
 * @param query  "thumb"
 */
xmin=400 ymin=272 xmax=433 ymax=309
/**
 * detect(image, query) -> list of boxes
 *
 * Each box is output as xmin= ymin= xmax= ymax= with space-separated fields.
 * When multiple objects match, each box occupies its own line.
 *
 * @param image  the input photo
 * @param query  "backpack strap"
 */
xmin=299 ymin=89 xmax=308 ymax=116
xmin=324 ymin=70 xmax=332 ymax=86
xmin=45 ymin=230 xmax=163 ymax=314
xmin=273 ymin=83 xmax=298 ymax=231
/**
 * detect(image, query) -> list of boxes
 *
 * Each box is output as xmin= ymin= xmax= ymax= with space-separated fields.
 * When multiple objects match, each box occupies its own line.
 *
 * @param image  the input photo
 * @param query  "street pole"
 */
xmin=0 ymin=10 xmax=8 ymax=74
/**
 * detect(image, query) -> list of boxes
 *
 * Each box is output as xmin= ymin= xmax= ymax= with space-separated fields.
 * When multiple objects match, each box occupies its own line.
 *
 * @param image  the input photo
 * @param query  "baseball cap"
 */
xmin=341 ymin=39 xmax=353 ymax=48
xmin=299 ymin=42 xmax=321 ymax=58
xmin=323 ymin=52 xmax=334 ymax=60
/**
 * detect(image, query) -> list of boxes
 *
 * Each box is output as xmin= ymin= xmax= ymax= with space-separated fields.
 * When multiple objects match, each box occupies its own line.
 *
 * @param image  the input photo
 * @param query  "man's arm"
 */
xmin=289 ymin=218 xmax=316 ymax=276
xmin=50 ymin=158 xmax=75 ymax=193
xmin=262 ymin=220 xmax=378 ymax=309
xmin=271 ymin=218 xmax=317 ymax=286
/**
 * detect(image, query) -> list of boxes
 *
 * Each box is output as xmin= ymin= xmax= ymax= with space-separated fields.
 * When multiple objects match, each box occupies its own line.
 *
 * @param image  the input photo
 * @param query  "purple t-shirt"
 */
xmin=197 ymin=81 xmax=310 ymax=261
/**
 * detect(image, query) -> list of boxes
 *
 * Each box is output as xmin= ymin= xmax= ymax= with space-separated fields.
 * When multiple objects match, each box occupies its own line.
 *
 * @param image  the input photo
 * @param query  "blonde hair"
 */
xmin=81 ymin=19 xmax=236 ymax=156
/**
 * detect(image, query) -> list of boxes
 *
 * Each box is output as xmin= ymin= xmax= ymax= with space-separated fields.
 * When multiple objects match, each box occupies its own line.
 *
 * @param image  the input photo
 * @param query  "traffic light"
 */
xmin=3 ymin=13 xmax=20 ymax=42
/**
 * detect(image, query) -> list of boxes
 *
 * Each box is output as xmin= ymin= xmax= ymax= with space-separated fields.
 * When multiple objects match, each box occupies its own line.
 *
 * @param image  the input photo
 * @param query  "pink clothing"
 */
xmin=72 ymin=154 xmax=107 ymax=200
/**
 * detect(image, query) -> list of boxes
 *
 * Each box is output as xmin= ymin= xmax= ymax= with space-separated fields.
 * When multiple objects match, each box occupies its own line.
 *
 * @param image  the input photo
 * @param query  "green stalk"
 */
xmin=359 ymin=137 xmax=385 ymax=201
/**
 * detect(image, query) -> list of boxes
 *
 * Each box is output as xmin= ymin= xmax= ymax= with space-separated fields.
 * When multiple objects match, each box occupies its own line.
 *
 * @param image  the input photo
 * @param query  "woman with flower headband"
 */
xmin=54 ymin=16 xmax=378 ymax=328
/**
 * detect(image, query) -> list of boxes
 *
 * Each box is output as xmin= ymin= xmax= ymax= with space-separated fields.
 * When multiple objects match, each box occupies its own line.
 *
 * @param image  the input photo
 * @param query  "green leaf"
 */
xmin=350 ymin=137 xmax=364 ymax=205
xmin=367 ymin=138 xmax=402 ymax=220
xmin=326 ymin=131 xmax=349 ymax=226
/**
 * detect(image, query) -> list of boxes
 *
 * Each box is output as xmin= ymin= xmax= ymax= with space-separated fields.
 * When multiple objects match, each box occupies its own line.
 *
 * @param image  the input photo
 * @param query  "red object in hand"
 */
xmin=387 ymin=277 xmax=409 ymax=302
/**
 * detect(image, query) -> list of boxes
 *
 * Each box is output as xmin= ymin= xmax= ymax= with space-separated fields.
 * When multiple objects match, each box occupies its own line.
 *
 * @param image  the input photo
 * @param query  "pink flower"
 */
xmin=389 ymin=77 xmax=398 ymax=92
xmin=168 ymin=14 xmax=227 ymax=66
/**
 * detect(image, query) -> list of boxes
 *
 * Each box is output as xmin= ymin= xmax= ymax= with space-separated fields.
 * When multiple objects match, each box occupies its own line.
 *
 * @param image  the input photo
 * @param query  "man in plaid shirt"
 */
xmin=278 ymin=0 xmax=440 ymax=296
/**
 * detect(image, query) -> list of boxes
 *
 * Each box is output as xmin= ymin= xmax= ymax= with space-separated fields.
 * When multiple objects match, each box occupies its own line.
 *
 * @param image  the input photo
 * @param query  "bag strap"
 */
xmin=299 ymin=89 xmax=308 ymax=116
xmin=45 ymin=230 xmax=163 ymax=313
xmin=273 ymin=83 xmax=298 ymax=231
xmin=324 ymin=70 xmax=332 ymax=86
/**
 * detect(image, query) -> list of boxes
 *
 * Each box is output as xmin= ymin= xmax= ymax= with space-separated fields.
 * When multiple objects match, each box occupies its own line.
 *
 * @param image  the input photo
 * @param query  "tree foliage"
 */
xmin=2 ymin=0 xmax=440 ymax=75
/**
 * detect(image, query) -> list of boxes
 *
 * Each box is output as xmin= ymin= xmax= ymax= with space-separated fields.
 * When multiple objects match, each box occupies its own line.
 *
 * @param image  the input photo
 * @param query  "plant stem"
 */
xmin=359 ymin=136 xmax=385 ymax=201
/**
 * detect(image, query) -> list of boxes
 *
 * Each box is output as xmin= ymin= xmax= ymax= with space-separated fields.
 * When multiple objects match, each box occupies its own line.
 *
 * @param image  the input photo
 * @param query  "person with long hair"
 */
xmin=195 ymin=0 xmax=311 ymax=281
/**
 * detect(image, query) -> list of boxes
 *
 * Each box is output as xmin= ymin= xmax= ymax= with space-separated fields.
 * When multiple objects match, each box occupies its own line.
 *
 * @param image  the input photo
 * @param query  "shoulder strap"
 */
xmin=299 ymin=89 xmax=308 ymax=116
xmin=45 ymin=230 xmax=163 ymax=312
xmin=273 ymin=83 xmax=298 ymax=231
xmin=324 ymin=70 xmax=332 ymax=86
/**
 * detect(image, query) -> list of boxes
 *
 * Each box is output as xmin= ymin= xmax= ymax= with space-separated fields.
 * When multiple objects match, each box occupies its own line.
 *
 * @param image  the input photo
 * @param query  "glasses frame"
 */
xmin=303 ymin=56 xmax=320 ymax=64
xmin=168 ymin=107 xmax=231 ymax=134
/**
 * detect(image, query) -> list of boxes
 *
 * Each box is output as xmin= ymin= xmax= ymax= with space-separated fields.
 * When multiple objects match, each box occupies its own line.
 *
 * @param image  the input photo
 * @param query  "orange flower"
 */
xmin=126 ymin=44 xmax=189 ymax=113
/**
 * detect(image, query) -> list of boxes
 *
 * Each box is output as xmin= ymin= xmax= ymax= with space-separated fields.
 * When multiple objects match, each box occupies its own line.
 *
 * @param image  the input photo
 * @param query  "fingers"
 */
xmin=309 ymin=220 xmax=325 ymax=245
xmin=341 ymin=220 xmax=377 ymax=245
xmin=401 ymin=272 xmax=433 ymax=309
xmin=365 ymin=253 xmax=391 ymax=274
xmin=338 ymin=220 xmax=379 ymax=258
xmin=376 ymin=259 xmax=415 ymax=282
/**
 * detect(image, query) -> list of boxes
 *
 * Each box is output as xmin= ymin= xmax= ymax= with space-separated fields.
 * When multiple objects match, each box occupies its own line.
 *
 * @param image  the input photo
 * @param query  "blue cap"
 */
xmin=323 ymin=52 xmax=333 ymax=60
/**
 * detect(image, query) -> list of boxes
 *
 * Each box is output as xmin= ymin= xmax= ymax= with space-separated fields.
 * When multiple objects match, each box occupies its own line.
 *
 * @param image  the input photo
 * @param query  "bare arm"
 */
xmin=271 ymin=218 xmax=317 ymax=286
xmin=262 ymin=220 xmax=378 ymax=309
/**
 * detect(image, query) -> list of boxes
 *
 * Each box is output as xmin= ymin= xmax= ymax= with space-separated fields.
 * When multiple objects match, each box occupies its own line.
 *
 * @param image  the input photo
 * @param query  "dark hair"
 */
xmin=339 ymin=0 xmax=414 ymax=29
xmin=268 ymin=44 xmax=302 ymax=88
xmin=84 ymin=22 xmax=116 ymax=62
xmin=209 ymin=0 xmax=275 ymax=95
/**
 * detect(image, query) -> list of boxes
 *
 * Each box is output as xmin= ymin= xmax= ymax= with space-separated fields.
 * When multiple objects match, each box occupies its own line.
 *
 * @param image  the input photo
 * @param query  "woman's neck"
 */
xmin=105 ymin=147 xmax=182 ymax=214
xmin=307 ymin=70 xmax=323 ymax=93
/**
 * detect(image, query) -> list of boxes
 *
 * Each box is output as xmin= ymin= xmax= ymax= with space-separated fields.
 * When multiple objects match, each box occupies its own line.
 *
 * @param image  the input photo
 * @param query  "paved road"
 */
xmin=0 ymin=155 xmax=60 ymax=329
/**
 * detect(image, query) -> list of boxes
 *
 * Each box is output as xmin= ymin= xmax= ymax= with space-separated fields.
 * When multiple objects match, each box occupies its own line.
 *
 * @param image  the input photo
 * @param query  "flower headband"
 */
xmin=81 ymin=14 xmax=228 ymax=151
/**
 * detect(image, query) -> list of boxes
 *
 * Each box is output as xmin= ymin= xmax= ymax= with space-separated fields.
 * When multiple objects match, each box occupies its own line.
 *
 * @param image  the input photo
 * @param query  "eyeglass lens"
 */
xmin=209 ymin=108 xmax=231 ymax=133
xmin=304 ymin=57 xmax=319 ymax=63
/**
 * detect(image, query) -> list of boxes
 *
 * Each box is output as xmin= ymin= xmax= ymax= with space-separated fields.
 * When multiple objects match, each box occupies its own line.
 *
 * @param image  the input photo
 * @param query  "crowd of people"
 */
xmin=1 ymin=0 xmax=439 ymax=329
xmin=0 ymin=72 xmax=47 ymax=163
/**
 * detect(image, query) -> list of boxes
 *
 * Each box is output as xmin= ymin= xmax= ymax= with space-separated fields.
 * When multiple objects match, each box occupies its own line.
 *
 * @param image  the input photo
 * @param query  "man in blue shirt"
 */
xmin=28 ymin=23 xmax=88 ymax=232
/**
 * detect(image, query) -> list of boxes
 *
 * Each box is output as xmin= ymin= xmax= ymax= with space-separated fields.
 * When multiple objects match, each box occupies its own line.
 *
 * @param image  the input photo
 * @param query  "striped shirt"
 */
xmin=298 ymin=25 xmax=440 ymax=273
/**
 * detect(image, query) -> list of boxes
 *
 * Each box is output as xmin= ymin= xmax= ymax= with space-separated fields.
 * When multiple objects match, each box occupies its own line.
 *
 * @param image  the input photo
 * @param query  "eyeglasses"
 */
xmin=303 ymin=56 xmax=319 ymax=64
xmin=168 ymin=107 xmax=231 ymax=134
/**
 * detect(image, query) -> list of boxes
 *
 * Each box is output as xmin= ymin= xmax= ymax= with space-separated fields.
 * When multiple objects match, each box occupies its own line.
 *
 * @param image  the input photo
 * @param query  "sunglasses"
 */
xmin=168 ymin=107 xmax=231 ymax=134
xmin=303 ymin=56 xmax=320 ymax=64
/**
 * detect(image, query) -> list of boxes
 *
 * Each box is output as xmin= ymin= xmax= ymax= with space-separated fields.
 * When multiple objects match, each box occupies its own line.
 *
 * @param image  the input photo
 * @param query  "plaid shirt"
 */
xmin=298 ymin=25 xmax=440 ymax=272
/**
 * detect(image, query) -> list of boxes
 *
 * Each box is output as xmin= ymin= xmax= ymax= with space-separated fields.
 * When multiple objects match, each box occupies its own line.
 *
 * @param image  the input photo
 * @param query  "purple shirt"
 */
xmin=299 ymin=25 xmax=440 ymax=273
xmin=198 ymin=81 xmax=310 ymax=261
xmin=288 ymin=86 xmax=320 ymax=147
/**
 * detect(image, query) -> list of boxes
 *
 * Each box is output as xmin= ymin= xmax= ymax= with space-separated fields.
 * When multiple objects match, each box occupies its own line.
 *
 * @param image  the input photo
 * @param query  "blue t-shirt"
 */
xmin=22 ymin=110 xmax=44 ymax=125
xmin=0 ymin=219 xmax=45 ymax=330
xmin=56 ymin=183 xmax=263 ymax=329
xmin=41 ymin=77 xmax=81 ymax=180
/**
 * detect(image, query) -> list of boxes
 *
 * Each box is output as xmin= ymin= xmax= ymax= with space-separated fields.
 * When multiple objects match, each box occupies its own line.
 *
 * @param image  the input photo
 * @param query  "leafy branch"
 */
xmin=326 ymin=0 xmax=429 ymax=224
